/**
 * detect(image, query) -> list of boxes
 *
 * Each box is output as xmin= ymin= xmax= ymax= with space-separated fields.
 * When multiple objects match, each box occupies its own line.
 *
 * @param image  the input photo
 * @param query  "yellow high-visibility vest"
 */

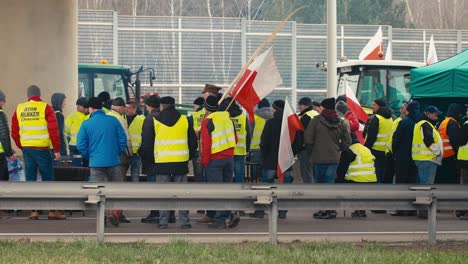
xmin=153 ymin=116 xmax=189 ymax=163
xmin=367 ymin=114 xmax=392 ymax=152
xmin=207 ymin=112 xmax=236 ymax=154
xmin=0 ymin=109 xmax=4 ymax=153
xmin=412 ymin=120 xmax=442 ymax=161
xmin=16 ymin=100 xmax=50 ymax=147
xmin=107 ymin=110 xmax=124 ymax=121
xmin=385 ymin=117 xmax=402 ymax=154
xmin=191 ymin=108 xmax=206 ymax=131
xmin=304 ymin=109 xmax=319 ymax=119
xmin=251 ymin=114 xmax=266 ymax=150
xmin=345 ymin=143 xmax=377 ymax=182
xmin=102 ymin=107 xmax=110 ymax=114
xmin=128 ymin=115 xmax=145 ymax=154
xmin=457 ymin=121 xmax=468 ymax=161
xmin=65 ymin=111 xmax=89 ymax=146
xmin=230 ymin=113 xmax=247 ymax=155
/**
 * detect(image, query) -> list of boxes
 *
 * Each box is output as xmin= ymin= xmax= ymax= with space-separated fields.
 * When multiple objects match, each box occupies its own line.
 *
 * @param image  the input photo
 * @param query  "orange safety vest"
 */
xmin=438 ymin=117 xmax=460 ymax=158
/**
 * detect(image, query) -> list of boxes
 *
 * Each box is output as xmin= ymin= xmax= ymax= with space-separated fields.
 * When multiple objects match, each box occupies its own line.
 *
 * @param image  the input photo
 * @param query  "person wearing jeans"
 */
xmin=156 ymin=174 xmax=190 ymax=228
xmin=297 ymin=97 xmax=319 ymax=183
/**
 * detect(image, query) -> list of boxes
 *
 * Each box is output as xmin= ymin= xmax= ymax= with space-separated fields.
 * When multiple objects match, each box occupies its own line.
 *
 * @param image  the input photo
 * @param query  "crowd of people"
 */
xmin=0 ymin=83 xmax=467 ymax=228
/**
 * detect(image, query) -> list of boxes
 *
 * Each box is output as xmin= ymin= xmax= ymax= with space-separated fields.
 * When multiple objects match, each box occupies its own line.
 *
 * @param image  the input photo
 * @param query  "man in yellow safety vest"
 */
xmin=297 ymin=97 xmax=318 ymax=183
xmin=188 ymin=96 xmax=205 ymax=183
xmin=65 ymin=98 xmax=89 ymax=165
xmin=455 ymin=107 xmax=468 ymax=219
xmin=126 ymin=101 xmax=145 ymax=182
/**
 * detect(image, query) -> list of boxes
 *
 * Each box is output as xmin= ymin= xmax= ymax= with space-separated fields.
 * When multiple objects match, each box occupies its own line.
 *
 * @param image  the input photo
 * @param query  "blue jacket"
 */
xmin=77 ymin=110 xmax=127 ymax=167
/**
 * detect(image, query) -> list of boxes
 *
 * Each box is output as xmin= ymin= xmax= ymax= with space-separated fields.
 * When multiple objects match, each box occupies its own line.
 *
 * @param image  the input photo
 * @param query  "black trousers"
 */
xmin=383 ymin=153 xmax=395 ymax=184
xmin=394 ymin=159 xmax=418 ymax=184
xmin=0 ymin=154 xmax=8 ymax=181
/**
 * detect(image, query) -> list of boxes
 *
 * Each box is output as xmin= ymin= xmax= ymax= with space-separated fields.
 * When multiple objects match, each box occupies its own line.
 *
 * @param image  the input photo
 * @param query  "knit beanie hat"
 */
xmin=160 ymin=96 xmax=175 ymax=105
xmin=204 ymin=95 xmax=218 ymax=112
xmin=272 ymin=100 xmax=285 ymax=111
xmin=374 ymin=98 xmax=387 ymax=107
xmin=406 ymin=100 xmax=420 ymax=113
xmin=257 ymin=98 xmax=270 ymax=108
xmin=298 ymin=97 xmax=312 ymax=106
xmin=321 ymin=97 xmax=336 ymax=110
xmin=193 ymin=97 xmax=204 ymax=106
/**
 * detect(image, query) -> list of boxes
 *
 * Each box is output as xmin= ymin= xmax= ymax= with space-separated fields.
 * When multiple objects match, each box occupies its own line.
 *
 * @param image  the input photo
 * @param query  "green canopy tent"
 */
xmin=410 ymin=50 xmax=468 ymax=116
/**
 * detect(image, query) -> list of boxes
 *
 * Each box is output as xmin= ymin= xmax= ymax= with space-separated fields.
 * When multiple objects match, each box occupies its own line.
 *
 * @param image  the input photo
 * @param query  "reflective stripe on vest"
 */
xmin=208 ymin=112 xmax=236 ymax=154
xmin=303 ymin=110 xmax=319 ymax=119
xmin=129 ymin=115 xmax=145 ymax=153
xmin=385 ymin=117 xmax=402 ymax=154
xmin=65 ymin=111 xmax=89 ymax=146
xmin=231 ymin=114 xmax=247 ymax=155
xmin=191 ymin=108 xmax=206 ymax=131
xmin=153 ymin=115 xmax=189 ymax=163
xmin=16 ymin=101 xmax=50 ymax=147
xmin=345 ymin=143 xmax=377 ymax=182
xmin=458 ymin=121 xmax=468 ymax=161
xmin=438 ymin=117 xmax=460 ymax=158
xmin=251 ymin=114 xmax=266 ymax=150
xmin=0 ymin=109 xmax=4 ymax=153
xmin=412 ymin=120 xmax=442 ymax=161
xmin=368 ymin=114 xmax=393 ymax=152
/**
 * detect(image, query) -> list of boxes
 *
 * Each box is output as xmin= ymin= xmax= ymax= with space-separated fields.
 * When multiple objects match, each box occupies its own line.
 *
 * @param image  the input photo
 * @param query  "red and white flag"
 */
xmin=358 ymin=26 xmax=384 ymax=60
xmin=231 ymin=46 xmax=282 ymax=122
xmin=426 ymin=35 xmax=438 ymax=65
xmin=277 ymin=98 xmax=303 ymax=183
xmin=344 ymin=80 xmax=368 ymax=123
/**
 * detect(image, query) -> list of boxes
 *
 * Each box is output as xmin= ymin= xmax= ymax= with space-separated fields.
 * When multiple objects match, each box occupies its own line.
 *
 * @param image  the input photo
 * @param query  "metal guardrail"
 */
xmin=1 ymin=182 xmax=468 ymax=244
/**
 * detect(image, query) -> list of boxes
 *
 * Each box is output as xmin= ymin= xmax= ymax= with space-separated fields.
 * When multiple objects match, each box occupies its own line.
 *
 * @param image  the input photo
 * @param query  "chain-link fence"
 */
xmin=78 ymin=10 xmax=468 ymax=104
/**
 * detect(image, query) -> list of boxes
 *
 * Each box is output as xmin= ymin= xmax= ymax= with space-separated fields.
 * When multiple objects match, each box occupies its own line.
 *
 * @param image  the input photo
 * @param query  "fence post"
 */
xmin=457 ymin=30 xmax=462 ymax=53
xmin=423 ymin=30 xmax=427 ymax=63
xmin=269 ymin=196 xmax=278 ymax=245
xmin=241 ymin=19 xmax=247 ymax=66
xmin=291 ymin=21 xmax=297 ymax=106
xmin=112 ymin=11 xmax=119 ymax=65
xmin=340 ymin=25 xmax=344 ymax=58
xmin=178 ymin=17 xmax=183 ymax=104
xmin=96 ymin=195 xmax=106 ymax=242
xmin=428 ymin=196 xmax=437 ymax=245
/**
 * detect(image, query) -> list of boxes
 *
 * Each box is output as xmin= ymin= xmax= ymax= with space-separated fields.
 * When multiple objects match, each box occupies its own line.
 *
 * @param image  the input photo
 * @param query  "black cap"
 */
xmin=312 ymin=99 xmax=321 ymax=107
xmin=204 ymin=95 xmax=218 ymax=112
xmin=193 ymin=97 xmax=204 ymax=106
xmin=374 ymin=98 xmax=387 ymax=107
xmin=145 ymin=94 xmax=160 ymax=108
xmin=298 ymin=97 xmax=312 ymax=106
xmin=321 ymin=97 xmax=336 ymax=110
xmin=112 ymin=97 xmax=126 ymax=107
xmin=88 ymin=97 xmax=102 ymax=109
xmin=257 ymin=98 xmax=270 ymax=108
xmin=76 ymin=97 xmax=88 ymax=108
xmin=272 ymin=100 xmax=285 ymax=111
xmin=406 ymin=100 xmax=420 ymax=113
xmin=98 ymin=91 xmax=111 ymax=102
xmin=160 ymin=96 xmax=175 ymax=105
xmin=424 ymin=105 xmax=442 ymax=115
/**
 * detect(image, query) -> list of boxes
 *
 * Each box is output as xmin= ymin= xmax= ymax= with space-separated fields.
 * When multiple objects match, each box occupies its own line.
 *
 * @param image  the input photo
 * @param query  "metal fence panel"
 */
xmin=78 ymin=10 xmax=467 ymax=104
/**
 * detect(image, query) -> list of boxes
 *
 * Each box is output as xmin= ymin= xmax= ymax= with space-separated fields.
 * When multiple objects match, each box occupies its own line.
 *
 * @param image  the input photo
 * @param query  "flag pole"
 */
xmin=218 ymin=6 xmax=304 ymax=106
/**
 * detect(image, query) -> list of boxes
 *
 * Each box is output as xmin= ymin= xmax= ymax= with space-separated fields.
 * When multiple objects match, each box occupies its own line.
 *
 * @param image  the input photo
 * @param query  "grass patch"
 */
xmin=0 ymin=240 xmax=467 ymax=264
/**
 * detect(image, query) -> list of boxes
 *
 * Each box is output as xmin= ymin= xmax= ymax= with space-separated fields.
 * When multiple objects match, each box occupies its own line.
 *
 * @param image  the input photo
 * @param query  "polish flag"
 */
xmin=427 ymin=35 xmax=438 ymax=65
xmin=277 ymin=98 xmax=303 ymax=183
xmin=385 ymin=42 xmax=392 ymax=61
xmin=231 ymin=46 xmax=282 ymax=122
xmin=358 ymin=26 xmax=384 ymax=60
xmin=344 ymin=80 xmax=368 ymax=123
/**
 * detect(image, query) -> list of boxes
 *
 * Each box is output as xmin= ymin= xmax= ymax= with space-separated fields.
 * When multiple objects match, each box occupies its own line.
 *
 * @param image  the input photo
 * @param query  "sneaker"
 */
xmin=208 ymin=221 xmax=226 ymax=229
xmin=351 ymin=210 xmax=366 ymax=218
xmin=141 ymin=211 xmax=159 ymax=224
xmin=180 ymin=224 xmax=192 ymax=229
xmin=54 ymin=211 xmax=67 ymax=220
xmin=197 ymin=215 xmax=214 ymax=224
xmin=196 ymin=210 xmax=205 ymax=214
xmin=226 ymin=212 xmax=240 ymax=228
xmin=158 ymin=224 xmax=168 ymax=229
xmin=48 ymin=211 xmax=56 ymax=220
xmin=278 ymin=211 xmax=287 ymax=219
xmin=29 ymin=211 xmax=39 ymax=220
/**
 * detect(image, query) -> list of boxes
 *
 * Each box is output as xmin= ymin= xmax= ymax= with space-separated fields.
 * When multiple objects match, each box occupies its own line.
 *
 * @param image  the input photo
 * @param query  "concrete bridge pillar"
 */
xmin=0 ymin=0 xmax=77 ymax=131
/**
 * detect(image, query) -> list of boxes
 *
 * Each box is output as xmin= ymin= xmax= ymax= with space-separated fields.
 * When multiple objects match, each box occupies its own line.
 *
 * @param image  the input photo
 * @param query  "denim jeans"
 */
xmin=89 ymin=166 xmax=123 ymax=182
xmin=205 ymin=157 xmax=234 ymax=221
xmin=130 ymin=154 xmax=142 ymax=182
xmin=191 ymin=151 xmax=204 ymax=183
xmin=415 ymin=160 xmax=438 ymax=184
xmin=155 ymin=174 xmax=190 ymax=225
xmin=233 ymin=155 xmax=245 ymax=183
xmin=299 ymin=151 xmax=314 ymax=183
xmin=23 ymin=148 xmax=54 ymax=181
xmin=313 ymin=163 xmax=338 ymax=183
xmin=249 ymin=150 xmax=263 ymax=182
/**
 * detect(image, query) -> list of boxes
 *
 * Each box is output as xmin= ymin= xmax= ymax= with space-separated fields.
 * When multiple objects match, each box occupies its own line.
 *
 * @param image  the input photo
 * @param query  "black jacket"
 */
xmin=392 ymin=109 xmax=420 ymax=163
xmin=139 ymin=108 xmax=160 ymax=175
xmin=457 ymin=121 xmax=468 ymax=168
xmin=153 ymin=106 xmax=197 ymax=175
xmin=363 ymin=106 xmax=393 ymax=153
xmin=0 ymin=108 xmax=13 ymax=157
xmin=260 ymin=109 xmax=301 ymax=170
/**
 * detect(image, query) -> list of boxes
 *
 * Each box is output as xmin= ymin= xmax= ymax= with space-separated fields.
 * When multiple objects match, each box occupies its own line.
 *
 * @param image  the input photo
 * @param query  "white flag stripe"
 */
xmin=427 ymin=35 xmax=438 ymax=65
xmin=251 ymin=47 xmax=283 ymax=99
xmin=358 ymin=26 xmax=382 ymax=60
xmin=278 ymin=97 xmax=296 ymax=175
xmin=385 ymin=42 xmax=392 ymax=61
xmin=345 ymin=80 xmax=360 ymax=106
